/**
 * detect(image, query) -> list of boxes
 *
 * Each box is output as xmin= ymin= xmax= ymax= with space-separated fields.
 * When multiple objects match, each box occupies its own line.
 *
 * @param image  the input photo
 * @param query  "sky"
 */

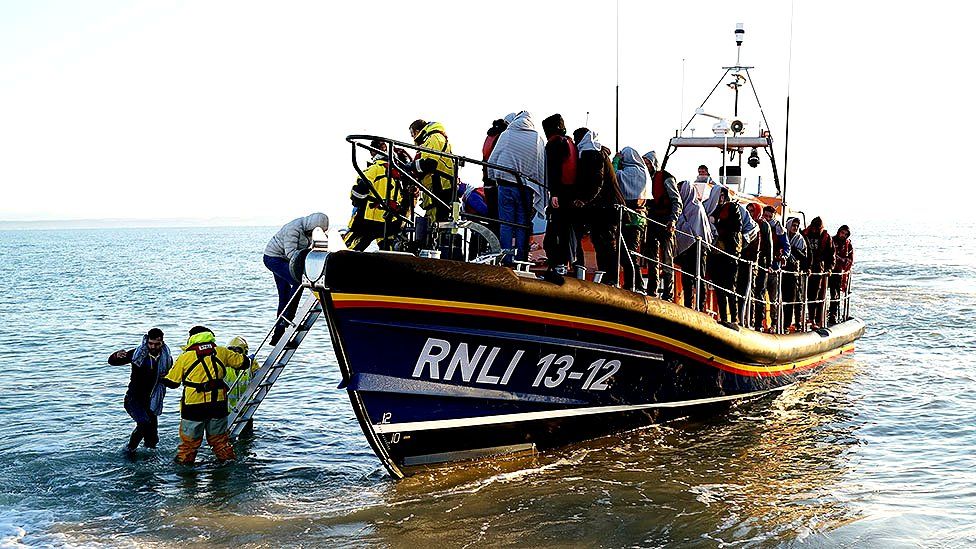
xmin=1 ymin=1 xmax=971 ymax=228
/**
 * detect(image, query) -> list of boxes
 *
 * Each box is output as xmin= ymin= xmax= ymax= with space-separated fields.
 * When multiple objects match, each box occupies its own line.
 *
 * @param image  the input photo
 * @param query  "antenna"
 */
xmin=615 ymin=0 xmax=620 ymax=152
xmin=782 ymin=1 xmax=795 ymax=220
xmin=735 ymin=23 xmax=744 ymax=65
xmin=585 ymin=111 xmax=590 ymax=126
xmin=680 ymin=58 xmax=686 ymax=137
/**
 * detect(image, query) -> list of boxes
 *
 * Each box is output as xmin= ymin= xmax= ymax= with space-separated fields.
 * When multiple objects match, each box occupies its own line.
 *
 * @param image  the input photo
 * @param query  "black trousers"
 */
xmin=751 ymin=267 xmax=769 ymax=331
xmin=543 ymin=207 xmax=578 ymax=269
xmin=589 ymin=213 xmax=619 ymax=285
xmin=676 ymin=246 xmax=707 ymax=310
xmin=425 ymin=183 xmax=455 ymax=225
xmin=735 ymin=259 xmax=754 ymax=324
xmin=710 ymin=250 xmax=738 ymax=324
xmin=782 ymin=271 xmax=800 ymax=328
xmin=828 ymin=272 xmax=846 ymax=324
xmin=572 ymin=220 xmax=589 ymax=270
xmin=124 ymin=400 xmax=159 ymax=451
xmin=344 ymin=218 xmax=401 ymax=251
xmin=644 ymin=222 xmax=675 ymax=300
xmin=807 ymin=273 xmax=827 ymax=326
xmin=621 ymin=223 xmax=646 ymax=292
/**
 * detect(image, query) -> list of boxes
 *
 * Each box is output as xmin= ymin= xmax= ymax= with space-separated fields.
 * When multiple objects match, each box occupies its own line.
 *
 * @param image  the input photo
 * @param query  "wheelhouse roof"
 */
xmin=668 ymin=137 xmax=770 ymax=149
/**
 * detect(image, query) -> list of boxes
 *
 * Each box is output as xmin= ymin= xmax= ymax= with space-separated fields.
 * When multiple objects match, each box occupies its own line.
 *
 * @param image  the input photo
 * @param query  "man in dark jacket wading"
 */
xmin=109 ymin=328 xmax=173 ymax=452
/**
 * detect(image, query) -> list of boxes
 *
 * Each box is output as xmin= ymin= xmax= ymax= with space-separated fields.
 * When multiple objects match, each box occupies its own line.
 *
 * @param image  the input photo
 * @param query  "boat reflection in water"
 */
xmin=351 ymin=356 xmax=862 ymax=546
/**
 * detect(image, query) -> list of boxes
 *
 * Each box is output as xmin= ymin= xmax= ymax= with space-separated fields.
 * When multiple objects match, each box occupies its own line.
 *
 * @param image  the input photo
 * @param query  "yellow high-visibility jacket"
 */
xmin=351 ymin=159 xmax=404 ymax=223
xmin=162 ymin=331 xmax=249 ymax=421
xmin=414 ymin=122 xmax=456 ymax=210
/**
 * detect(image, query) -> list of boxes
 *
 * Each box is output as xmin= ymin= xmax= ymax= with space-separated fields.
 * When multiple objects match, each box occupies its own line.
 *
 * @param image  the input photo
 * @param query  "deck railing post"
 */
xmin=742 ymin=259 xmax=754 ymax=327
xmin=616 ymin=205 xmax=624 ymax=288
xmin=801 ymin=272 xmax=808 ymax=332
xmin=449 ymin=157 xmax=461 ymax=259
xmin=694 ymin=237 xmax=703 ymax=312
xmin=776 ymin=268 xmax=784 ymax=334
xmin=845 ymin=271 xmax=853 ymax=321
xmin=382 ymin=139 xmax=392 ymax=246
xmin=821 ymin=273 xmax=829 ymax=327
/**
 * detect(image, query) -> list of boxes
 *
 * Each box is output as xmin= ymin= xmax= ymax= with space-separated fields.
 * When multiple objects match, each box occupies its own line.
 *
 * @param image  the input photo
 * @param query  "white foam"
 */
xmin=0 ymin=508 xmax=71 ymax=548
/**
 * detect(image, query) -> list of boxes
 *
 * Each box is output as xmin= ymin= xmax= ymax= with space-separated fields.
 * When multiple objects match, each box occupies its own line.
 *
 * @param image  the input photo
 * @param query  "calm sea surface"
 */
xmin=0 ymin=221 xmax=974 ymax=548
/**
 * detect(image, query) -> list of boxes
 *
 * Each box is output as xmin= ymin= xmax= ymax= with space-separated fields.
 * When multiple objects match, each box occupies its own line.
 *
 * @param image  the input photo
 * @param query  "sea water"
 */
xmin=0 ymin=221 xmax=974 ymax=547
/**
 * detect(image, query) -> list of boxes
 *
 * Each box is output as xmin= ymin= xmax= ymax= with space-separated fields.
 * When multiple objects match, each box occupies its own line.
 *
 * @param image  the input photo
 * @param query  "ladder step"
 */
xmin=229 ymin=293 xmax=322 ymax=441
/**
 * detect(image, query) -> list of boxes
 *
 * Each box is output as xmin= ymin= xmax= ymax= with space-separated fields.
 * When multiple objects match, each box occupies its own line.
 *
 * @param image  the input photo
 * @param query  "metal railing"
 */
xmin=346 ymin=134 xmax=546 ymax=260
xmin=613 ymin=203 xmax=853 ymax=334
xmin=343 ymin=133 xmax=852 ymax=335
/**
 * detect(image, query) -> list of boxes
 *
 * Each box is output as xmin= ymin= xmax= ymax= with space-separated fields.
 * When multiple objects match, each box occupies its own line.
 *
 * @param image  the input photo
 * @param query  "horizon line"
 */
xmin=0 ymin=216 xmax=284 ymax=230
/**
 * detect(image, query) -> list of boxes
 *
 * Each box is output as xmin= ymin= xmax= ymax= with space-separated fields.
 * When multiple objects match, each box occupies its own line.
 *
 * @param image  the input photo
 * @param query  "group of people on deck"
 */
xmin=342 ymin=113 xmax=855 ymax=332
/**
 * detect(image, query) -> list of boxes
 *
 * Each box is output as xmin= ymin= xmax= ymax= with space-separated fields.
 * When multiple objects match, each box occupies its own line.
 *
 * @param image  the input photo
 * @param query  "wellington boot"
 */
xmin=175 ymin=429 xmax=202 ymax=466
xmin=208 ymin=433 xmax=236 ymax=462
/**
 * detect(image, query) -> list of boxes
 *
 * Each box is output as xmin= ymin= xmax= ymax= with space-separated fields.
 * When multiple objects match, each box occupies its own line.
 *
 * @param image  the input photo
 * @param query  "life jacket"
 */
xmin=180 ymin=342 xmax=229 ymax=406
xmin=649 ymin=171 xmax=673 ymax=217
xmin=414 ymin=123 xmax=455 ymax=193
xmin=482 ymin=134 xmax=499 ymax=162
xmin=833 ymin=237 xmax=852 ymax=271
xmin=418 ymin=128 xmax=448 ymax=149
xmin=558 ymin=136 xmax=577 ymax=186
xmin=360 ymin=159 xmax=405 ymax=223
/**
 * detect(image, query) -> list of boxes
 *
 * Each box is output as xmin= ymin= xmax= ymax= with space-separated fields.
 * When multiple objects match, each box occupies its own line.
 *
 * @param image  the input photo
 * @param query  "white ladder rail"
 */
xmin=227 ymin=290 xmax=322 ymax=440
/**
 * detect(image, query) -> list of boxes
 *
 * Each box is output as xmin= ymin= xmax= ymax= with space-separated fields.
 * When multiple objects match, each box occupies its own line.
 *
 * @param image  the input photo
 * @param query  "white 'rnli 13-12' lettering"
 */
xmin=411 ymin=337 xmax=620 ymax=391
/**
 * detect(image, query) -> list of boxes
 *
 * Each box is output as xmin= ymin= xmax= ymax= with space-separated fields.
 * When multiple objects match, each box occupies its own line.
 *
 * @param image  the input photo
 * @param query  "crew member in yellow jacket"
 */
xmin=408 ymin=119 xmax=456 ymax=222
xmin=344 ymin=140 xmax=408 ymax=251
xmin=162 ymin=326 xmax=251 ymax=465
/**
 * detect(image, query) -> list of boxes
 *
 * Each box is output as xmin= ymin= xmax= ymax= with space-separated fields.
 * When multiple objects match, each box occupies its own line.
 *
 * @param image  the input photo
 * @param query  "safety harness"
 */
xmin=364 ymin=160 xmax=407 ymax=218
xmin=181 ymin=342 xmax=229 ymax=406
xmin=416 ymin=128 xmax=455 ymax=191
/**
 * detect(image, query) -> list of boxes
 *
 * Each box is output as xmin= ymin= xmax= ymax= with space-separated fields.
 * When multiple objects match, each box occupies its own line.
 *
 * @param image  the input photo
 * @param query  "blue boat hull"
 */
xmin=313 ymin=251 xmax=863 ymax=478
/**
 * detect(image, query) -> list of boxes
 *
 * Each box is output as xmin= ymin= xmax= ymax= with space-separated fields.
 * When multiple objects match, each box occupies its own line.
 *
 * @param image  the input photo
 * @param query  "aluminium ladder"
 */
xmin=226 ymin=288 xmax=322 ymax=440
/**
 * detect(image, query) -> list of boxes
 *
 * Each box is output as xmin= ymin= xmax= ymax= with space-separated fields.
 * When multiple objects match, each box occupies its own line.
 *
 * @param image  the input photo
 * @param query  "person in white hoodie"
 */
xmin=615 ymin=146 xmax=650 ymax=293
xmin=488 ymin=111 xmax=547 ymax=263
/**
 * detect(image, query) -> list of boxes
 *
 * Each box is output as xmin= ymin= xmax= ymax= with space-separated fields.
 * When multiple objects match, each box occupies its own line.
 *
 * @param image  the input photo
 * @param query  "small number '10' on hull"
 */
xmin=309 ymin=250 xmax=864 ymax=479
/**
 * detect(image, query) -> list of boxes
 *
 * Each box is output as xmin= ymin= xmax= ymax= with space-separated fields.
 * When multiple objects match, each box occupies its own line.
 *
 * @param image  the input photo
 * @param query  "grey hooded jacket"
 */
xmin=264 ymin=213 xmax=329 ymax=259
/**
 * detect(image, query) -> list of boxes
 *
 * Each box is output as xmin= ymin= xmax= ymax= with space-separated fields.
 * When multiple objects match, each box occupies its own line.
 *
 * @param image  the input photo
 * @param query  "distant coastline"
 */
xmin=0 ymin=217 xmax=281 ymax=230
